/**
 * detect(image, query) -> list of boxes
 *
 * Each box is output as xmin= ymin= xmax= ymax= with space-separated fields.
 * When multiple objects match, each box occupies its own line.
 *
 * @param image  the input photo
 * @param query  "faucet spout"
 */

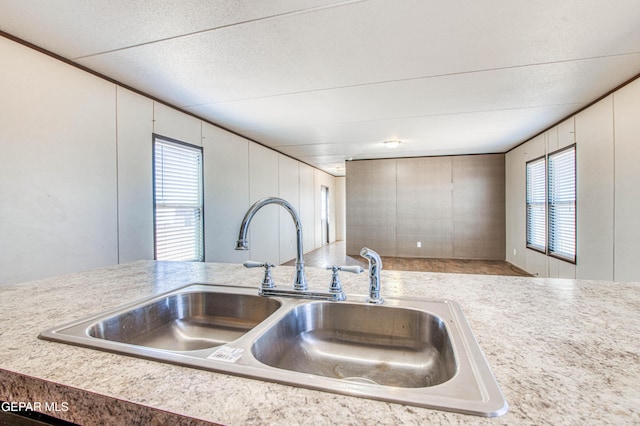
xmin=360 ymin=247 xmax=383 ymax=304
xmin=236 ymin=197 xmax=307 ymax=291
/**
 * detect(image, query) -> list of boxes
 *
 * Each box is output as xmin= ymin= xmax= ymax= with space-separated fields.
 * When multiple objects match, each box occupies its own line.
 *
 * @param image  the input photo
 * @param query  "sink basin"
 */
xmin=40 ymin=283 xmax=507 ymax=417
xmin=40 ymin=284 xmax=282 ymax=354
xmin=251 ymin=302 xmax=456 ymax=388
xmin=88 ymin=291 xmax=281 ymax=351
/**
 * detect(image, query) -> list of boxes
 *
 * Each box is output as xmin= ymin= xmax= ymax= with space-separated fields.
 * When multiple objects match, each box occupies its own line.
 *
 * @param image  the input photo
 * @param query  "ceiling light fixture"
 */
xmin=384 ymin=139 xmax=401 ymax=149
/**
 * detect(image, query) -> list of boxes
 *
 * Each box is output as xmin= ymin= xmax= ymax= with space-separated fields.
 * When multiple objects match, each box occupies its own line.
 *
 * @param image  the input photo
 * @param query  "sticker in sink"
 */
xmin=207 ymin=346 xmax=244 ymax=363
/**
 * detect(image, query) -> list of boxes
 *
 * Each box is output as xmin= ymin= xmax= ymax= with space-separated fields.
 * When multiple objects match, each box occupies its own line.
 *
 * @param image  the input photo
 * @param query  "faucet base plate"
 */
xmin=259 ymin=287 xmax=346 ymax=302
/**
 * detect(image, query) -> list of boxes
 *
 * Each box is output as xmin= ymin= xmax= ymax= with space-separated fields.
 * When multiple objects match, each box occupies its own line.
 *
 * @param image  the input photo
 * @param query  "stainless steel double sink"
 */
xmin=39 ymin=283 xmax=508 ymax=417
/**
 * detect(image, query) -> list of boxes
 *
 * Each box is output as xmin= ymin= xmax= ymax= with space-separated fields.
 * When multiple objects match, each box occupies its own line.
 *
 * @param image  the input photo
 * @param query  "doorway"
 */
xmin=321 ymin=185 xmax=330 ymax=245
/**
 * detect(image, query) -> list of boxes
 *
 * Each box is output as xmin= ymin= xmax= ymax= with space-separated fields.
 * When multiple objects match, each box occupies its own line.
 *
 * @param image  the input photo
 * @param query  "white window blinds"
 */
xmin=526 ymin=157 xmax=546 ymax=252
xmin=548 ymin=147 xmax=576 ymax=262
xmin=153 ymin=137 xmax=204 ymax=262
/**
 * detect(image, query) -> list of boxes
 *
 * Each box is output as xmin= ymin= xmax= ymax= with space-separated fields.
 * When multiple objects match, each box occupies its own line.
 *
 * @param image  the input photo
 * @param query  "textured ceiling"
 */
xmin=2 ymin=0 xmax=640 ymax=176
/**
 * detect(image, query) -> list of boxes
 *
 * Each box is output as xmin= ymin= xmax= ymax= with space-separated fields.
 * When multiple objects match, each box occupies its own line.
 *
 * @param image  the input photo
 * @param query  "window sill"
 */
xmin=549 ymin=253 xmax=576 ymax=265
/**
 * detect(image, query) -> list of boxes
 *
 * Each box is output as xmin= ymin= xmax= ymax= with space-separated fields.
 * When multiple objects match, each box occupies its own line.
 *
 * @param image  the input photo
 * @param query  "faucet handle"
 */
xmin=243 ymin=260 xmax=272 ymax=269
xmin=326 ymin=265 xmax=363 ymax=295
xmin=332 ymin=265 xmax=364 ymax=275
xmin=243 ymin=261 xmax=276 ymax=290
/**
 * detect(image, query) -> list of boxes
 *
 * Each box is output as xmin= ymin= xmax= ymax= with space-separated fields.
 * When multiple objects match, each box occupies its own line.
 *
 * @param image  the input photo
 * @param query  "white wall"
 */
xmin=202 ymin=122 xmax=249 ymax=264
xmin=505 ymin=133 xmax=548 ymax=277
xmin=299 ymin=163 xmax=316 ymax=254
xmin=613 ymin=78 xmax=640 ymax=282
xmin=278 ymin=154 xmax=300 ymax=264
xmin=153 ymin=102 xmax=202 ymax=147
xmin=247 ymin=144 xmax=280 ymax=265
xmin=0 ymin=37 xmax=340 ymax=285
xmin=314 ymin=169 xmax=337 ymax=248
xmin=0 ymin=37 xmax=118 ymax=284
xmin=575 ymin=96 xmax=615 ymax=280
xmin=506 ymin=77 xmax=640 ymax=281
xmin=334 ymin=177 xmax=346 ymax=241
xmin=116 ymin=87 xmax=154 ymax=263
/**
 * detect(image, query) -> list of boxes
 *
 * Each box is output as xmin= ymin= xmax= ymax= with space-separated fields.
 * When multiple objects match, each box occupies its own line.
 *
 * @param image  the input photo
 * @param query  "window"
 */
xmin=548 ymin=146 xmax=576 ymax=263
xmin=153 ymin=135 xmax=204 ymax=261
xmin=526 ymin=156 xmax=546 ymax=253
xmin=525 ymin=145 xmax=576 ymax=264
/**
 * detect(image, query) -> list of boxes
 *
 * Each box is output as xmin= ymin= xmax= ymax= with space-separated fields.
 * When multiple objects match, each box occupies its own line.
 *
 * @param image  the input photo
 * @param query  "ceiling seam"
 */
xmin=71 ymin=0 xmax=368 ymax=60
xmin=180 ymin=51 xmax=640 ymax=107
xmin=231 ymin=102 xmax=586 ymax=138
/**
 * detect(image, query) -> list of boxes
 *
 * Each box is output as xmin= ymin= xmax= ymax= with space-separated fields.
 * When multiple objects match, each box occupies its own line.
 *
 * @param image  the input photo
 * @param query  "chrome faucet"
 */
xmin=236 ymin=197 xmax=307 ymax=291
xmin=360 ymin=247 xmax=383 ymax=304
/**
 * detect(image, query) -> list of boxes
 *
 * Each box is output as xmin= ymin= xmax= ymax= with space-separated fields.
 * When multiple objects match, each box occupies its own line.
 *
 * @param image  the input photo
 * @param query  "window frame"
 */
xmin=547 ymin=144 xmax=577 ymax=264
xmin=152 ymin=134 xmax=205 ymax=262
xmin=525 ymin=155 xmax=547 ymax=254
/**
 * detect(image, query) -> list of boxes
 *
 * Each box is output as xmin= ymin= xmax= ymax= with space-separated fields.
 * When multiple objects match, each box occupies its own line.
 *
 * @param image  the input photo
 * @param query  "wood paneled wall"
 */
xmin=346 ymin=154 xmax=505 ymax=260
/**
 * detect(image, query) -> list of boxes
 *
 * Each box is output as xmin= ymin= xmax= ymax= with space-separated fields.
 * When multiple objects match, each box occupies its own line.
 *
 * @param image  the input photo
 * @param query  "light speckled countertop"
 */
xmin=0 ymin=260 xmax=639 ymax=425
